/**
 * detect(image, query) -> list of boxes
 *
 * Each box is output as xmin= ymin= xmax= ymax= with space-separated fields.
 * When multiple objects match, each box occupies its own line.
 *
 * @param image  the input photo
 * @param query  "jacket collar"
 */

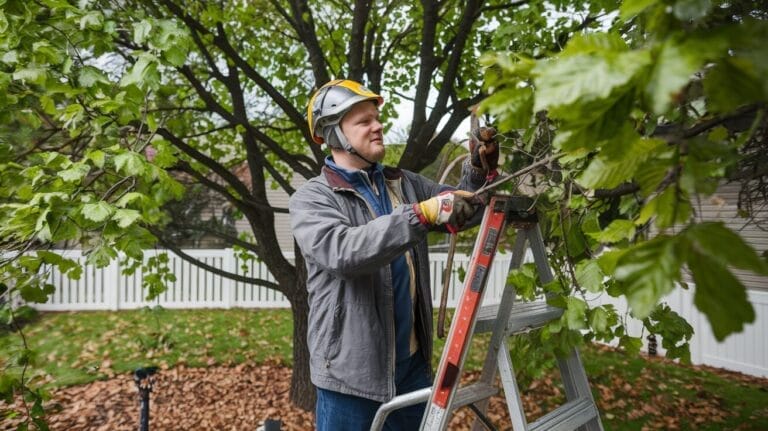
xmin=322 ymin=158 xmax=404 ymax=190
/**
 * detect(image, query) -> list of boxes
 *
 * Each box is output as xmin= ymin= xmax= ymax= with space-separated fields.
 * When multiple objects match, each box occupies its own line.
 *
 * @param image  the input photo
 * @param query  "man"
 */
xmin=289 ymin=79 xmax=498 ymax=430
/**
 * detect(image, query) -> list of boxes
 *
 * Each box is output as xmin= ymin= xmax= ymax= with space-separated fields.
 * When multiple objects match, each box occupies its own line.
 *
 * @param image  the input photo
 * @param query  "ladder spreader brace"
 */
xmin=371 ymin=194 xmax=604 ymax=431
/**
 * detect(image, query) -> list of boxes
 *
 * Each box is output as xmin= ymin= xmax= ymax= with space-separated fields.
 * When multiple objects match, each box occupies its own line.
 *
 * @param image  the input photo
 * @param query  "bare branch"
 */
xmin=148 ymin=226 xmax=281 ymax=290
xmin=348 ymin=0 xmax=371 ymax=81
xmin=156 ymin=128 xmax=250 ymax=198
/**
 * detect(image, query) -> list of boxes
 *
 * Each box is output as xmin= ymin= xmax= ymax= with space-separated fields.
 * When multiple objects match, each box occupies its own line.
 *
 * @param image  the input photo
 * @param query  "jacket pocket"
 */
xmin=324 ymin=304 xmax=344 ymax=362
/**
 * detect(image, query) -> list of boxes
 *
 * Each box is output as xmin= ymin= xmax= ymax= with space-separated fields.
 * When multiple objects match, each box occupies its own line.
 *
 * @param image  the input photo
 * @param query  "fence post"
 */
xmin=105 ymin=255 xmax=120 ymax=311
xmin=223 ymin=248 xmax=235 ymax=309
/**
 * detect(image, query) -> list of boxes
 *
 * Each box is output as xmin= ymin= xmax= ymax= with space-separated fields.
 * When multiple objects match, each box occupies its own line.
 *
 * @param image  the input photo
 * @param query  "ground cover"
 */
xmin=2 ymin=308 xmax=766 ymax=430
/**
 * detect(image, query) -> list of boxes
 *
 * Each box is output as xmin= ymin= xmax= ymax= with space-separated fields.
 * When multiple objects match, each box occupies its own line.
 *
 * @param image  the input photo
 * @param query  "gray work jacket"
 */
xmin=288 ymin=161 xmax=486 ymax=402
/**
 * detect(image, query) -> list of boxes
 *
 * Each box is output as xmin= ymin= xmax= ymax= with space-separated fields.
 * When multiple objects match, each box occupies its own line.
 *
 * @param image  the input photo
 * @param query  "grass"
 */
xmin=1 ymin=307 xmax=293 ymax=387
xmin=2 ymin=308 xmax=767 ymax=430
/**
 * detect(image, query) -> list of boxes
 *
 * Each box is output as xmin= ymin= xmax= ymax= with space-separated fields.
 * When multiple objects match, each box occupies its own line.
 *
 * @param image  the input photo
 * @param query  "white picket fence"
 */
xmin=22 ymin=249 xmax=768 ymax=378
xmin=34 ymin=249 xmax=512 ymax=310
xmin=589 ymin=287 xmax=768 ymax=378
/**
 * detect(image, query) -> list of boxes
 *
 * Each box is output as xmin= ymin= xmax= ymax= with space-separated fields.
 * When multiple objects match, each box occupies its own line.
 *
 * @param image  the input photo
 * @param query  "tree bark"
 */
xmin=286 ymin=251 xmax=314 ymax=411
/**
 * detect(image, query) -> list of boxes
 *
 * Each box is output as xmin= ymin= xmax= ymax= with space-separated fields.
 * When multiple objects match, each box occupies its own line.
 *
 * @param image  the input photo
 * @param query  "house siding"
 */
xmin=689 ymin=182 xmax=768 ymax=291
xmin=235 ymin=175 xmax=307 ymax=253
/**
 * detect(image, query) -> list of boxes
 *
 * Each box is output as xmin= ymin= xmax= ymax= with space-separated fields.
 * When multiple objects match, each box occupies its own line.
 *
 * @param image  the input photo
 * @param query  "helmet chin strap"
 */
xmin=329 ymin=126 xmax=376 ymax=167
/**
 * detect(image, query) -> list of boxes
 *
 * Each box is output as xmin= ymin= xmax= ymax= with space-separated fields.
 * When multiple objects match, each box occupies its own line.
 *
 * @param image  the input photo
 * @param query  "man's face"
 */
xmin=340 ymin=101 xmax=385 ymax=163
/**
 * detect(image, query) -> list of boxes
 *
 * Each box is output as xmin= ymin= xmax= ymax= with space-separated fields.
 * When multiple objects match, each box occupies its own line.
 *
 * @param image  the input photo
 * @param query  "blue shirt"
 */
xmin=325 ymin=157 xmax=415 ymax=363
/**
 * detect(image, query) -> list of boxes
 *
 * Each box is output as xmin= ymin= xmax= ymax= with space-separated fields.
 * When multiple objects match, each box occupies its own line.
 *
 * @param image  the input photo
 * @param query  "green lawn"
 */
xmin=2 ymin=308 xmax=767 ymax=430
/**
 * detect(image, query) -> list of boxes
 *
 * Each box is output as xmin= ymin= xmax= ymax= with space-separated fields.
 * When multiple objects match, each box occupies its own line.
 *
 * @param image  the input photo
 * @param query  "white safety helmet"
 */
xmin=307 ymin=79 xmax=383 ymax=150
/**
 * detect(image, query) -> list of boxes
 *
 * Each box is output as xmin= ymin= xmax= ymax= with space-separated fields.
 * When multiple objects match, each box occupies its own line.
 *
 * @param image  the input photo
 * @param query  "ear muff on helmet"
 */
xmin=307 ymin=79 xmax=384 ymax=145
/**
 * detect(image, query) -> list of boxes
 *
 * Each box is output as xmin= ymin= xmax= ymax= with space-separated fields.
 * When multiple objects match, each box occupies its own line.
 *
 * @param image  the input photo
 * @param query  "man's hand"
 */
xmin=414 ymin=191 xmax=478 ymax=231
xmin=470 ymin=126 xmax=500 ymax=179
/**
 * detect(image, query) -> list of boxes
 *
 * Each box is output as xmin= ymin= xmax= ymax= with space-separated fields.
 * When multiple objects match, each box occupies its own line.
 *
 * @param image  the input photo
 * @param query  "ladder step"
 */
xmin=528 ymin=397 xmax=599 ymax=431
xmin=474 ymin=301 xmax=563 ymax=334
xmin=451 ymin=383 xmax=498 ymax=410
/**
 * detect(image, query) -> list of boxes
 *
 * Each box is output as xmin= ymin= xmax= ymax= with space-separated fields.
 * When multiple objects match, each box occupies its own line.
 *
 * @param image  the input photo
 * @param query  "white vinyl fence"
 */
xmin=33 ymin=249 xmax=512 ymax=310
xmin=20 ymin=249 xmax=768 ymax=378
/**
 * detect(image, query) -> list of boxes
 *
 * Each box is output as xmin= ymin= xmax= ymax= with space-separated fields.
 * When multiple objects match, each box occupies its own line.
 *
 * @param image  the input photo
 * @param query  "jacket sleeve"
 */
xmin=289 ymin=181 xmax=429 ymax=278
xmin=403 ymin=159 xmax=488 ymax=200
xmin=402 ymin=159 xmax=489 ymax=231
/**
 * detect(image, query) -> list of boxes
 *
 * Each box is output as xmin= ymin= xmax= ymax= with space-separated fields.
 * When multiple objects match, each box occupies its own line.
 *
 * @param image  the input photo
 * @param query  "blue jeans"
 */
xmin=315 ymin=353 xmax=432 ymax=431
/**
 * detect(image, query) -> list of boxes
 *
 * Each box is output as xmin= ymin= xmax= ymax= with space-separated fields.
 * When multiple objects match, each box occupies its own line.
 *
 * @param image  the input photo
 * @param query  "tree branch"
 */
xmin=148 ymin=226 xmax=281 ymax=290
xmin=167 ymin=223 xmax=261 ymax=254
xmin=156 ymin=128 xmax=251 ymax=199
xmin=287 ymin=0 xmax=330 ymax=85
xmin=347 ymin=0 xmax=371 ymax=81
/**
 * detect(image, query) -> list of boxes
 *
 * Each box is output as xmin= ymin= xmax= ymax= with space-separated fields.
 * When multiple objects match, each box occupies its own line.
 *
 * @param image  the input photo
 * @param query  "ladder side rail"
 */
xmin=470 ymin=230 xmax=530 ymax=431
xmin=527 ymin=224 xmax=604 ymax=431
xmin=497 ymin=339 xmax=529 ymax=431
xmin=553 ymin=351 xmax=604 ymax=431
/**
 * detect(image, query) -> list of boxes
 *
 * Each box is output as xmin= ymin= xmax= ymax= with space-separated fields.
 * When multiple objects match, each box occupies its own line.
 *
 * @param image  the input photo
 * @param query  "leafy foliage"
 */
xmin=0 ymin=0 xmax=561 ymax=421
xmin=479 ymin=0 xmax=768 ymax=366
xmin=1 ymin=0 xmax=767 ymax=426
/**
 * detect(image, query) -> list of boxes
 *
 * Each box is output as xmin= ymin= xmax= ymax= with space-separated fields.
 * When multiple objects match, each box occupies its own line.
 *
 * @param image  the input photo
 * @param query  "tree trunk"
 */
xmin=287 ymin=251 xmax=315 ymax=411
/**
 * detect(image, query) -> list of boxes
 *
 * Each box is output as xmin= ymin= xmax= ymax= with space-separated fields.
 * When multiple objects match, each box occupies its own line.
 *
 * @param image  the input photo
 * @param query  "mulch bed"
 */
xmin=2 ymin=356 xmax=767 ymax=430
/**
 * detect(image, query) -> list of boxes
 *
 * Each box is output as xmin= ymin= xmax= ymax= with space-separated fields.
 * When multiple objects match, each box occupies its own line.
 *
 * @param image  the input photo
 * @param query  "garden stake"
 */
xmin=134 ymin=366 xmax=158 ymax=431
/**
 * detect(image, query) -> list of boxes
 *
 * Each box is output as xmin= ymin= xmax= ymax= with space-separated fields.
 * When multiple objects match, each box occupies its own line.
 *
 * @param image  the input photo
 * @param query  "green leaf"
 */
xmin=614 ymin=236 xmax=682 ymax=318
xmin=148 ymin=140 xmax=177 ymax=168
xmin=688 ymin=250 xmax=755 ymax=341
xmin=51 ymin=221 xmax=78 ymax=243
xmin=704 ymin=58 xmax=766 ymax=113
xmin=644 ymin=304 xmax=694 ymax=362
xmin=575 ymin=260 xmax=604 ymax=293
xmin=133 ymin=19 xmax=153 ymax=45
xmin=162 ymin=44 xmax=188 ymax=67
xmin=561 ymin=33 xmax=628 ymax=57
xmin=684 ymin=222 xmax=768 ymax=275
xmin=39 ymin=95 xmax=56 ymax=115
xmin=78 ymin=66 xmax=109 ymax=88
xmin=637 ymin=186 xmax=692 ymax=229
xmin=645 ymin=39 xmax=700 ymax=114
xmin=79 ymin=10 xmax=103 ymax=30
xmin=672 ymin=0 xmax=711 ymax=21
xmin=534 ymin=50 xmax=650 ymax=120
xmin=588 ymin=306 xmax=611 ymax=333
xmin=644 ymin=32 xmax=731 ymax=114
xmin=597 ymin=249 xmax=627 ymax=275
xmin=113 ymin=151 xmax=146 ymax=176
xmin=36 ymin=250 xmax=80 ymax=278
xmin=635 ymin=157 xmax=671 ymax=196
xmin=587 ymin=219 xmax=636 ymax=243
xmin=115 ymin=192 xmax=145 ymax=208
xmin=620 ymin=0 xmax=659 ymax=21
xmin=578 ymin=156 xmax=635 ymax=190
xmin=478 ymin=86 xmax=533 ymax=130
xmin=85 ymin=243 xmax=117 ymax=268
xmin=113 ymin=208 xmax=142 ymax=228
xmin=81 ymin=202 xmax=114 ymax=222
xmin=1 ymin=49 xmax=18 ymax=64
xmin=577 ymin=137 xmax=663 ymax=189
xmin=86 ymin=149 xmax=106 ymax=169
xmin=0 ymin=10 xmax=8 ymax=34
xmin=618 ymin=335 xmax=643 ymax=356
xmin=19 ymin=283 xmax=55 ymax=303
xmin=507 ymin=263 xmax=538 ymax=300
xmin=12 ymin=67 xmax=47 ymax=85
xmin=57 ymin=163 xmax=91 ymax=183
xmin=563 ymin=296 xmax=588 ymax=330
xmin=119 ymin=53 xmax=159 ymax=89
xmin=657 ymin=186 xmax=692 ymax=229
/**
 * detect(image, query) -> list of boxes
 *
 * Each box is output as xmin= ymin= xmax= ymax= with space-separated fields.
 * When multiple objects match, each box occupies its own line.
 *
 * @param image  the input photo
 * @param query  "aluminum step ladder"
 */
xmin=371 ymin=195 xmax=603 ymax=431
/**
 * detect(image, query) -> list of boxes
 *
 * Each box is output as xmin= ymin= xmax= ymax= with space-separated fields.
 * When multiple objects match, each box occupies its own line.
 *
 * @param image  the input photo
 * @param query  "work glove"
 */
xmin=470 ymin=126 xmax=500 ymax=181
xmin=413 ymin=190 xmax=478 ymax=232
